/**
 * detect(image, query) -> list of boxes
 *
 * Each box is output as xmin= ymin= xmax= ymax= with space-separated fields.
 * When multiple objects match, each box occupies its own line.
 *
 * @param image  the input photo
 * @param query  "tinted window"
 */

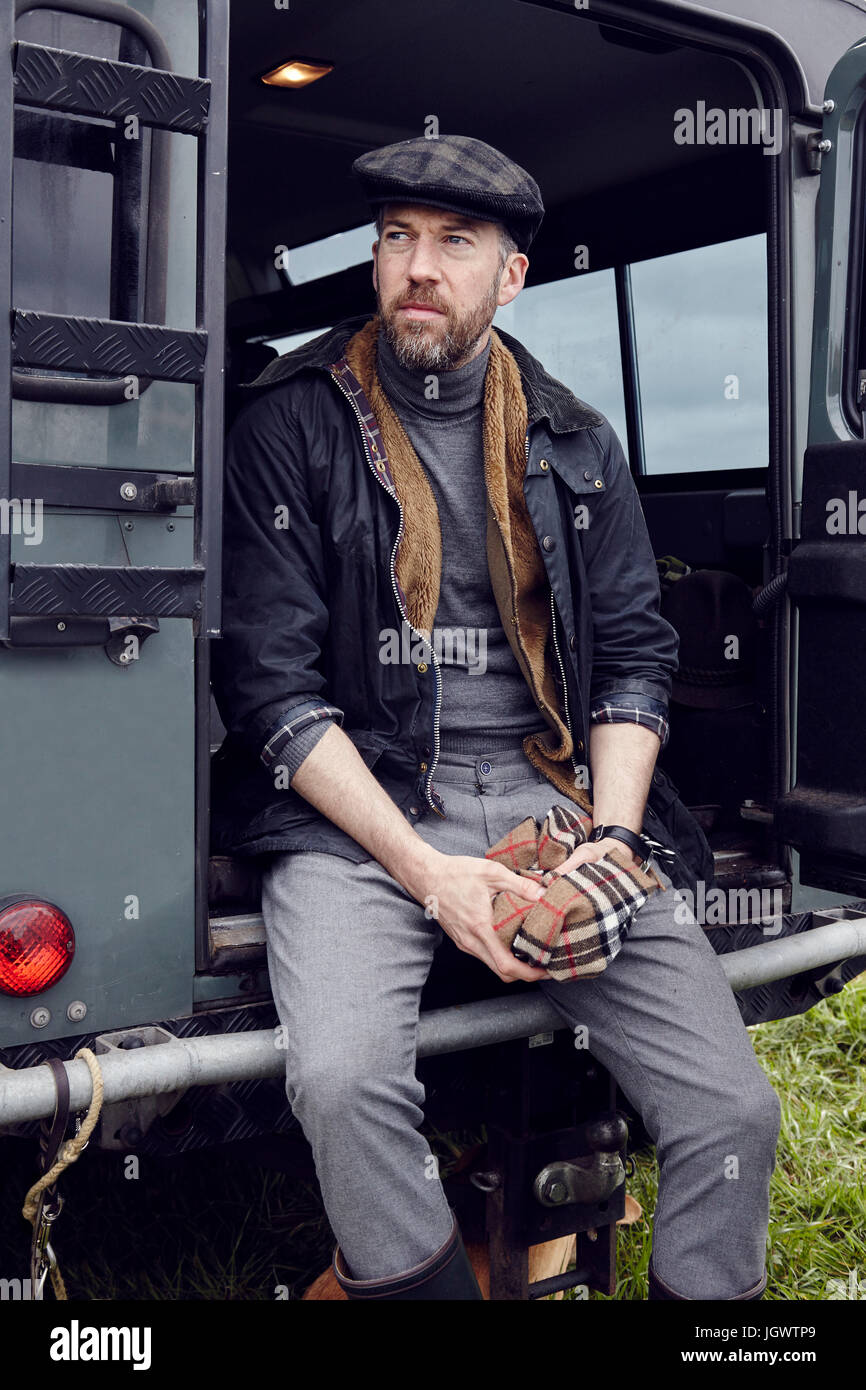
xmin=630 ymin=234 xmax=768 ymax=475
xmin=266 ymin=328 xmax=331 ymax=354
xmin=493 ymin=267 xmax=628 ymax=454
xmin=282 ymin=224 xmax=374 ymax=285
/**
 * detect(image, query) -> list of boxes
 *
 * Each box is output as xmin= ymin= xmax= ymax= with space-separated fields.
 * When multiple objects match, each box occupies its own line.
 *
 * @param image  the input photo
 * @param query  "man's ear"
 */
xmin=497 ymin=253 xmax=529 ymax=308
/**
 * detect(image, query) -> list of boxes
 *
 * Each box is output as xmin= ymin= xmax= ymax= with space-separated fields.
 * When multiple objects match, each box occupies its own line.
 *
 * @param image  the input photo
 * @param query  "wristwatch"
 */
xmin=588 ymin=824 xmax=677 ymax=872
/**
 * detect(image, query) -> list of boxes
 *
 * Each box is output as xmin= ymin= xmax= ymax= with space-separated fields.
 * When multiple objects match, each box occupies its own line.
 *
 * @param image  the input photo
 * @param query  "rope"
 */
xmin=22 ymin=1047 xmax=105 ymax=1300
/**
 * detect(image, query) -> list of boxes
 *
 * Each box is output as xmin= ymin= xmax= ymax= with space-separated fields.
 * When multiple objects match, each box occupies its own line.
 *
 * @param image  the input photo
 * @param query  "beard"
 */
xmin=377 ymin=271 xmax=501 ymax=371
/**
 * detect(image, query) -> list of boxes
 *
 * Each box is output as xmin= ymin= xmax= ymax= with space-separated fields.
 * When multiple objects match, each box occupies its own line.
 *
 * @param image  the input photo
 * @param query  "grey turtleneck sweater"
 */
xmin=374 ymin=330 xmax=546 ymax=753
xmin=280 ymin=327 xmax=547 ymax=783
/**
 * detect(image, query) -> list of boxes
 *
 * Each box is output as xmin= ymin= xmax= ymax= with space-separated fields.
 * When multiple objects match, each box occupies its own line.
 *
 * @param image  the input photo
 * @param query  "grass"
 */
xmin=587 ymin=971 xmax=866 ymax=1301
xmin=0 ymin=974 xmax=863 ymax=1300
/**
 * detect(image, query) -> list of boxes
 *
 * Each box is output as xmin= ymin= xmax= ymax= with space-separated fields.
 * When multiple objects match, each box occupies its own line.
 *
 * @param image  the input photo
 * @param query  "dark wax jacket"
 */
xmin=210 ymin=315 xmax=713 ymax=893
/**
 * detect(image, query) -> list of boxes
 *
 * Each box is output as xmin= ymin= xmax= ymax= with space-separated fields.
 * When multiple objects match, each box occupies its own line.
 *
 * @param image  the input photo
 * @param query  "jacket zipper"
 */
xmin=329 ymin=367 xmax=445 ymax=816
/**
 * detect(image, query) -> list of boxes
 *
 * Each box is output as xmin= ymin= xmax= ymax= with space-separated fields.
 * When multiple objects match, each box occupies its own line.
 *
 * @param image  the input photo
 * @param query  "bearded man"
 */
xmin=210 ymin=135 xmax=780 ymax=1301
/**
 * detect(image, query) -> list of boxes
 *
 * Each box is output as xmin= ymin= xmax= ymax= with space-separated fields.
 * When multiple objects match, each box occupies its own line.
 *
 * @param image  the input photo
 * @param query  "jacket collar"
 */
xmin=241 ymin=313 xmax=604 ymax=434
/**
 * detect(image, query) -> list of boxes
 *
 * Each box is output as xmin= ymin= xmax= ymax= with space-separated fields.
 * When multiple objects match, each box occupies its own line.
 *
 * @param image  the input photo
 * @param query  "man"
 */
xmin=210 ymin=134 xmax=780 ymax=1301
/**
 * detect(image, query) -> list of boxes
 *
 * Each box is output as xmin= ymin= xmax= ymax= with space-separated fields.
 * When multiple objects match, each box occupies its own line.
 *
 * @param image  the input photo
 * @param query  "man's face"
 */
xmin=372 ymin=203 xmax=527 ymax=371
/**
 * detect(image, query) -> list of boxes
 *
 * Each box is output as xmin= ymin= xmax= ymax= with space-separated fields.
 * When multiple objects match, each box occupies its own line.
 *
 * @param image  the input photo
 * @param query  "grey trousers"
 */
xmin=261 ymin=744 xmax=781 ymax=1298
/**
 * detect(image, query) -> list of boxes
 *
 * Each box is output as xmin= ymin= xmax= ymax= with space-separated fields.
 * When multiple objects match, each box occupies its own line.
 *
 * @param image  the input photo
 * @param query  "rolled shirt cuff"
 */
xmin=589 ymin=694 xmax=670 ymax=750
xmin=268 ymin=717 xmax=334 ymax=785
xmin=260 ymin=700 xmax=343 ymax=770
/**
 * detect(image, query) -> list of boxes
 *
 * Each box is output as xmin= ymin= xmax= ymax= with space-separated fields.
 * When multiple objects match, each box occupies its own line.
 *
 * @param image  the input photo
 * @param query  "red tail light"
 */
xmin=0 ymin=897 xmax=76 ymax=997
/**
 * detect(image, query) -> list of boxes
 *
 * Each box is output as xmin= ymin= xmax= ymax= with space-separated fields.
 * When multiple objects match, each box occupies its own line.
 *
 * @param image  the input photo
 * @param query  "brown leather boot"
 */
xmin=332 ymin=1211 xmax=484 ymax=1301
xmin=648 ymin=1261 xmax=767 ymax=1300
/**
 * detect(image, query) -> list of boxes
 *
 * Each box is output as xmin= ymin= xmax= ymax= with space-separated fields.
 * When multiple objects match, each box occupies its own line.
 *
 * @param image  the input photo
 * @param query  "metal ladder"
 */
xmin=0 ymin=0 xmax=229 ymax=644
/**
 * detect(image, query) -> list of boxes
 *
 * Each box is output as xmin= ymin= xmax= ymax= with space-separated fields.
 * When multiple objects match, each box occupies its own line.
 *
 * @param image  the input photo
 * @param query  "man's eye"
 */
xmin=446 ymin=235 xmax=469 ymax=245
xmin=385 ymin=230 xmax=407 ymax=241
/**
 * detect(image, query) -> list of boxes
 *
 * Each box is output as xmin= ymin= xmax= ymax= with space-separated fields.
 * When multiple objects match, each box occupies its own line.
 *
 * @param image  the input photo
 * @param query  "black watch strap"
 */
xmin=590 ymin=823 xmax=677 ymax=870
xmin=589 ymin=824 xmax=646 ymax=859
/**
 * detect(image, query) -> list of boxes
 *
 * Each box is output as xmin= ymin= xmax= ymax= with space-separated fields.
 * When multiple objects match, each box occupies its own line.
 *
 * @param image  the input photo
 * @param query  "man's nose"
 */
xmin=405 ymin=237 xmax=443 ymax=282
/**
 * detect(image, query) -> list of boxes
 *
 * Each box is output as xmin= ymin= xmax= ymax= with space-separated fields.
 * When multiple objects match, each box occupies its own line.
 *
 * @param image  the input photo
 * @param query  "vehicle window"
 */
xmin=630 ymin=234 xmax=768 ymax=475
xmin=265 ymin=328 xmax=331 ymax=354
xmin=12 ymin=136 xmax=114 ymax=318
xmin=261 ymin=234 xmax=767 ymax=483
xmin=493 ymin=268 xmax=629 ymax=457
xmin=281 ymin=223 xmax=374 ymax=285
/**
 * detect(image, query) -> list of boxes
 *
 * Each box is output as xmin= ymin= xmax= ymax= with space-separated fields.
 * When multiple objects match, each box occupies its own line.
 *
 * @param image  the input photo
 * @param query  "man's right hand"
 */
xmin=290 ymin=723 xmax=548 ymax=984
xmin=414 ymin=851 xmax=549 ymax=984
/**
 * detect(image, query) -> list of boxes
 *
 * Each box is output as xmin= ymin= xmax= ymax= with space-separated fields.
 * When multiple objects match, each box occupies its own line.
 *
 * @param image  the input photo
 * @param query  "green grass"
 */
xmin=1 ymin=975 xmax=863 ymax=1300
xmin=586 ymin=972 xmax=866 ymax=1301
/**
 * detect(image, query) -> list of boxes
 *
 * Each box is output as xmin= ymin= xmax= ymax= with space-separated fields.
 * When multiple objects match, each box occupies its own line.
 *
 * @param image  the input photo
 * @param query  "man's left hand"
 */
xmin=553 ymin=835 xmax=643 ymax=878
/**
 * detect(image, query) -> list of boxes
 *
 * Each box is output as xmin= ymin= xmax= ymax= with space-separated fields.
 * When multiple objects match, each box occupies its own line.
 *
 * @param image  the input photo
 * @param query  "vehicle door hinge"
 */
xmin=804 ymin=132 xmax=831 ymax=174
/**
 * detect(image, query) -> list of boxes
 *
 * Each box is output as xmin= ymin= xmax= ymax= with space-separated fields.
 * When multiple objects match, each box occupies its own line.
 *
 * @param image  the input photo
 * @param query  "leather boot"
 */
xmin=648 ymin=1260 xmax=767 ymax=1300
xmin=332 ymin=1211 xmax=484 ymax=1300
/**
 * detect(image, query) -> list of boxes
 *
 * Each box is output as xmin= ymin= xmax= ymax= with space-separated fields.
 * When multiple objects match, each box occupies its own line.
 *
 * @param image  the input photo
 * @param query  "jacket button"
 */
xmin=594 ymin=479 xmax=603 ymax=489
xmin=576 ymin=739 xmax=585 ymax=752
xmin=583 ymin=470 xmax=593 ymax=480
xmin=417 ymin=661 xmax=428 ymax=673
xmin=409 ymin=806 xmax=420 ymax=816
xmin=542 ymin=536 xmax=555 ymax=551
xmin=569 ymin=633 xmax=576 ymax=650
xmin=539 ymin=458 xmax=549 ymax=471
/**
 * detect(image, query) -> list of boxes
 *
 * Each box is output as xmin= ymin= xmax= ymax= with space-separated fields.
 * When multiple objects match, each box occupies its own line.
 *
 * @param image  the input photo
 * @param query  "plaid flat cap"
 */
xmin=352 ymin=134 xmax=544 ymax=252
xmin=485 ymin=805 xmax=663 ymax=980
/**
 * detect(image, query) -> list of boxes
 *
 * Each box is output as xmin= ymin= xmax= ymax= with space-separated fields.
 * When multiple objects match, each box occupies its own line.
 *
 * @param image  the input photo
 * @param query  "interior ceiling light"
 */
xmin=261 ymin=59 xmax=334 ymax=89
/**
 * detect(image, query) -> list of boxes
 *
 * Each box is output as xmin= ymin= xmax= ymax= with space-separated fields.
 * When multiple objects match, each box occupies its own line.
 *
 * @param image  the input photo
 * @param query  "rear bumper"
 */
xmin=2 ymin=910 xmax=865 ymax=1129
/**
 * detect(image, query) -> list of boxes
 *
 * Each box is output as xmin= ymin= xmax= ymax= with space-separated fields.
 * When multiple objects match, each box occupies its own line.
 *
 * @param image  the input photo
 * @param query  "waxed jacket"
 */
xmin=209 ymin=314 xmax=714 ymax=893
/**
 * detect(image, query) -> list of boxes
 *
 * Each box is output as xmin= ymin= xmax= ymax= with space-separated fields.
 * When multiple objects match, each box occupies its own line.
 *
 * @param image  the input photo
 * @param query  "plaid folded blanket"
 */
xmin=485 ymin=805 xmax=664 ymax=981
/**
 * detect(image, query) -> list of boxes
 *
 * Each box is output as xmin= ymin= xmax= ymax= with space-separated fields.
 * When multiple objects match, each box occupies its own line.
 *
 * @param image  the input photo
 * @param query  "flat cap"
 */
xmin=352 ymin=134 xmax=544 ymax=253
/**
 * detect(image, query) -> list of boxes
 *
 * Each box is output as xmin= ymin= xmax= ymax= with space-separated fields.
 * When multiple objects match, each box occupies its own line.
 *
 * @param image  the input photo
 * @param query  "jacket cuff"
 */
xmin=589 ymin=694 xmax=670 ymax=750
xmin=260 ymin=701 xmax=344 ymax=769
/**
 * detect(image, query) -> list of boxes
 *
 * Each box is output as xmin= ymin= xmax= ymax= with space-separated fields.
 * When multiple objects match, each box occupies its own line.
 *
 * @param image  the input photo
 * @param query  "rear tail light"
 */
xmin=0 ymin=896 xmax=76 ymax=997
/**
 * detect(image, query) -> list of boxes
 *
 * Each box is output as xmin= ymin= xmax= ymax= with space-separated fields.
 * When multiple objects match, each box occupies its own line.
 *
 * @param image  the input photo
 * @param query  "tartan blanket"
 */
xmin=485 ymin=805 xmax=664 ymax=981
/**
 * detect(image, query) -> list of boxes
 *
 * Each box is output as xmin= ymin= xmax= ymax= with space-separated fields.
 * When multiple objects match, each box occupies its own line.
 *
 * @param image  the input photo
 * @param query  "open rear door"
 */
xmin=0 ymin=0 xmax=227 ymax=1046
xmin=775 ymin=39 xmax=866 ymax=899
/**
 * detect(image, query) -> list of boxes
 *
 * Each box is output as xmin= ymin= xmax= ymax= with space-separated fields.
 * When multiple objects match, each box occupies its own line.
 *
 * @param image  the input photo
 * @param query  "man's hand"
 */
xmin=289 ymin=723 xmax=547 ymax=982
xmin=553 ymin=835 xmax=643 ymax=878
xmin=416 ymin=852 xmax=548 ymax=984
